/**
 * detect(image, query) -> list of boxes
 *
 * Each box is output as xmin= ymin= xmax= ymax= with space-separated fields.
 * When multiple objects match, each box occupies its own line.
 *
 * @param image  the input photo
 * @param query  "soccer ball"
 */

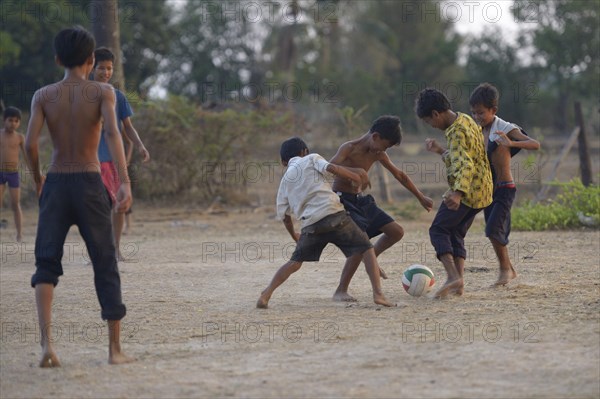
xmin=402 ymin=264 xmax=435 ymax=297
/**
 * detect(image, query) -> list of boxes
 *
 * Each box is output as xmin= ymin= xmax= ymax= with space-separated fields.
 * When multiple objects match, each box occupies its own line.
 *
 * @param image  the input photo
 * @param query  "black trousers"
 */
xmin=31 ymin=173 xmax=126 ymax=320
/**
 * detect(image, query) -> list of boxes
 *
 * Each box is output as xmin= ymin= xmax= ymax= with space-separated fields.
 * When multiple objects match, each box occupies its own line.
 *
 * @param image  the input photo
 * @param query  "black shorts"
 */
xmin=338 ymin=192 xmax=394 ymax=238
xmin=484 ymin=186 xmax=517 ymax=246
xmin=291 ymin=211 xmax=373 ymax=262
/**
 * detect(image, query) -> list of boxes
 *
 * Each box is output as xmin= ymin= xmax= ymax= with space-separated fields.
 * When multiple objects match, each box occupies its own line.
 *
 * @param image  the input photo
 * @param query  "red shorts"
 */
xmin=100 ymin=162 xmax=120 ymax=206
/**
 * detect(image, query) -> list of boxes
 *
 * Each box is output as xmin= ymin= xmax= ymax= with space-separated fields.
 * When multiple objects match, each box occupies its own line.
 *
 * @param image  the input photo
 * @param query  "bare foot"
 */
xmin=39 ymin=350 xmax=61 ymax=368
xmin=493 ymin=266 xmax=517 ymax=286
xmin=256 ymin=291 xmax=271 ymax=309
xmin=434 ymin=278 xmax=463 ymax=299
xmin=373 ymin=293 xmax=395 ymax=307
xmin=379 ymin=267 xmax=388 ymax=280
xmin=332 ymin=291 xmax=357 ymax=302
xmin=16 ymin=234 xmax=22 ymax=243
xmin=109 ymin=351 xmax=136 ymax=365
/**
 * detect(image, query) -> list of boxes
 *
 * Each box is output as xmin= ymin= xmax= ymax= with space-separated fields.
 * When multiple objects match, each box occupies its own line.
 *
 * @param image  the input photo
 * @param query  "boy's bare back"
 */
xmin=32 ymin=79 xmax=116 ymax=173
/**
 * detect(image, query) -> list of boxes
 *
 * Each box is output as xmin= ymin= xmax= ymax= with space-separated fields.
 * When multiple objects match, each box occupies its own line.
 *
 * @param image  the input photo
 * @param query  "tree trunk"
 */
xmin=91 ymin=0 xmax=125 ymax=90
xmin=574 ymin=101 xmax=593 ymax=186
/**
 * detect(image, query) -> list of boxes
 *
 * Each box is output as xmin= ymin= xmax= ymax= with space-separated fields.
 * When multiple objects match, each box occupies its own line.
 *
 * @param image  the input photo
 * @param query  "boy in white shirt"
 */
xmin=469 ymin=83 xmax=540 ymax=285
xmin=257 ymin=137 xmax=393 ymax=308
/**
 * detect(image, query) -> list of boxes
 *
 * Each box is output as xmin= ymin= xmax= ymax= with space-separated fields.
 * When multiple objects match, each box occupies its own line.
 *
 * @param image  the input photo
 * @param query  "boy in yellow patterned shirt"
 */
xmin=415 ymin=88 xmax=492 ymax=298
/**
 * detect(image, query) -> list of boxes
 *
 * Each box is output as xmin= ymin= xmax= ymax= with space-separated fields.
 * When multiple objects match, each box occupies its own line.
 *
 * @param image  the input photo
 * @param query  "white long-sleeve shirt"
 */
xmin=276 ymin=153 xmax=345 ymax=228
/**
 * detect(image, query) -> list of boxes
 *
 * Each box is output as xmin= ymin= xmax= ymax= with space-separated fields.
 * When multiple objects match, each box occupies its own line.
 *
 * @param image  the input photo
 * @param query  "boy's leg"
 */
xmin=434 ymin=253 xmax=463 ymax=298
xmin=361 ymin=248 xmax=394 ymax=307
xmin=75 ymin=174 xmax=132 ymax=364
xmin=485 ymin=188 xmax=517 ymax=285
xmin=490 ymin=238 xmax=516 ymax=285
xmin=107 ymin=320 xmax=135 ymax=364
xmin=9 ymin=187 xmax=22 ymax=241
xmin=0 ymin=183 xmax=6 ymax=227
xmin=112 ymin=211 xmax=125 ymax=261
xmin=257 ymin=260 xmax=303 ymax=308
xmin=332 ymin=221 xmax=401 ymax=299
xmin=35 ymin=283 xmax=61 ymax=367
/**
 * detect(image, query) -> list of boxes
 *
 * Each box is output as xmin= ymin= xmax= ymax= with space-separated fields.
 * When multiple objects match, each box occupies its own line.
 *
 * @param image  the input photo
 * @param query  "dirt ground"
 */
xmin=0 ymin=203 xmax=599 ymax=399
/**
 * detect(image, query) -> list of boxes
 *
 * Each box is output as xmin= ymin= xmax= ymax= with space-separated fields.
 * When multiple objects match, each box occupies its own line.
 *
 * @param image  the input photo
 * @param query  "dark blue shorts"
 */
xmin=0 ymin=171 xmax=19 ymax=188
xmin=484 ymin=186 xmax=517 ymax=246
xmin=338 ymin=192 xmax=394 ymax=238
xmin=291 ymin=211 xmax=373 ymax=262
xmin=429 ymin=202 xmax=482 ymax=259
xmin=31 ymin=173 xmax=126 ymax=320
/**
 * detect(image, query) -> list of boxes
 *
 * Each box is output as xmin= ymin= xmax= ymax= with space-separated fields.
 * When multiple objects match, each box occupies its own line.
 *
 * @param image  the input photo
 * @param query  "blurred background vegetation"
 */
xmin=1 ymin=0 xmax=599 ymax=209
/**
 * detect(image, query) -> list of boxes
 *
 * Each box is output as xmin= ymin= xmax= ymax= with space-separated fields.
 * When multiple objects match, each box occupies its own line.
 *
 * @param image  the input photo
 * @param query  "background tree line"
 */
xmin=1 ymin=0 xmax=598 ymax=133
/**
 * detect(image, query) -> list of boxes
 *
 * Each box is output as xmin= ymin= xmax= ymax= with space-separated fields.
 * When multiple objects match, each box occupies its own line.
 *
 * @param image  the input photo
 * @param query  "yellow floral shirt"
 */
xmin=442 ymin=113 xmax=493 ymax=209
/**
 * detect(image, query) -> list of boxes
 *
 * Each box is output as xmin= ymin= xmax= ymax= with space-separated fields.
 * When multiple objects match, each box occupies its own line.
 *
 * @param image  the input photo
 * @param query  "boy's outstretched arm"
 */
xmin=122 ymin=117 xmax=150 ymax=162
xmin=25 ymin=90 xmax=45 ymax=196
xmin=496 ymin=129 xmax=540 ymax=151
xmin=101 ymin=85 xmax=132 ymax=213
xmin=326 ymin=163 xmax=365 ymax=189
xmin=378 ymin=153 xmax=433 ymax=212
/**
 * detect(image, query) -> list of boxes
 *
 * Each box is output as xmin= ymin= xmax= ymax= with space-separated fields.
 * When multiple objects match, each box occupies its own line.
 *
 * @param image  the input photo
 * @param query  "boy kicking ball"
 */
xmin=257 ymin=137 xmax=393 ymax=308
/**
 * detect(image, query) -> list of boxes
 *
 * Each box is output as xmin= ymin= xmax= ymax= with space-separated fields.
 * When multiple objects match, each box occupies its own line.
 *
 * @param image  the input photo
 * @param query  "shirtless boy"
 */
xmin=25 ymin=26 xmax=134 ymax=367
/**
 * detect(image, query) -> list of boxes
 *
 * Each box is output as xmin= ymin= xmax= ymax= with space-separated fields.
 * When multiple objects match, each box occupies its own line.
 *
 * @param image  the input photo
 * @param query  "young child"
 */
xmin=25 ymin=27 xmax=134 ymax=367
xmin=469 ymin=83 xmax=540 ymax=285
xmin=330 ymin=115 xmax=433 ymax=302
xmin=92 ymin=47 xmax=150 ymax=260
xmin=257 ymin=137 xmax=393 ymax=308
xmin=0 ymin=106 xmax=26 ymax=241
xmin=416 ymin=88 xmax=493 ymax=298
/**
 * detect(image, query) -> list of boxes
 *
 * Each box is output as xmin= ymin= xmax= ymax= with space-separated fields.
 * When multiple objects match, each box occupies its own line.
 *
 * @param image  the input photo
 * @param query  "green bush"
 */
xmin=512 ymin=179 xmax=600 ymax=230
xmin=131 ymin=96 xmax=300 ymax=203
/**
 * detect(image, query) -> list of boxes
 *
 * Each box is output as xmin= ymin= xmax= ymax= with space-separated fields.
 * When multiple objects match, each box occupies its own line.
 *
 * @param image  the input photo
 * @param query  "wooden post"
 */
xmin=574 ymin=101 xmax=593 ymax=186
xmin=376 ymin=163 xmax=392 ymax=203
xmin=535 ymin=126 xmax=580 ymax=202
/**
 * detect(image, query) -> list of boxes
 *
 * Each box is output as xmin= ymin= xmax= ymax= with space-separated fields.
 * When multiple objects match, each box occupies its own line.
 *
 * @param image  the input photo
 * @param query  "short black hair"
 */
xmin=469 ymin=83 xmax=499 ymax=109
xmin=3 ymin=106 xmax=21 ymax=121
xmin=415 ymin=88 xmax=451 ymax=118
xmin=280 ymin=137 xmax=309 ymax=163
xmin=54 ymin=26 xmax=96 ymax=68
xmin=94 ymin=47 xmax=115 ymax=68
xmin=369 ymin=115 xmax=402 ymax=146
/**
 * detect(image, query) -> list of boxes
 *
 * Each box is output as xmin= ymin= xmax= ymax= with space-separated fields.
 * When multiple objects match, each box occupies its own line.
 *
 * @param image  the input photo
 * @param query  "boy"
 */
xmin=0 ymin=106 xmax=25 ymax=241
xmin=469 ymin=83 xmax=540 ymax=285
xmin=416 ymin=88 xmax=492 ymax=298
xmin=330 ymin=115 xmax=433 ymax=302
xmin=257 ymin=137 xmax=393 ymax=308
xmin=92 ymin=47 xmax=150 ymax=260
xmin=25 ymin=27 xmax=134 ymax=366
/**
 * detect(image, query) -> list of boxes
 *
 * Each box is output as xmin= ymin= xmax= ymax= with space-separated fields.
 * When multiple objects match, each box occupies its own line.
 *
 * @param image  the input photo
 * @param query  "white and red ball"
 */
xmin=402 ymin=264 xmax=435 ymax=297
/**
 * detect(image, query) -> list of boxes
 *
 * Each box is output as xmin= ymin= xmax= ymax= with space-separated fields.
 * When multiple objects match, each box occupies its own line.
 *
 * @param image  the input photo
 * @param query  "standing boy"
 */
xmin=0 ymin=107 xmax=26 ymax=241
xmin=469 ymin=83 xmax=540 ymax=285
xmin=257 ymin=137 xmax=393 ymax=308
xmin=416 ymin=88 xmax=493 ymax=298
xmin=25 ymin=27 xmax=134 ymax=366
xmin=92 ymin=47 xmax=150 ymax=260
xmin=331 ymin=115 xmax=433 ymax=302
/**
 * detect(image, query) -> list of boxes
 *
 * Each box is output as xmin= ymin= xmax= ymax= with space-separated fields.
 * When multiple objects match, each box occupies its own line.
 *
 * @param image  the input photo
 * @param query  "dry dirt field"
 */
xmin=1 ymin=203 xmax=599 ymax=398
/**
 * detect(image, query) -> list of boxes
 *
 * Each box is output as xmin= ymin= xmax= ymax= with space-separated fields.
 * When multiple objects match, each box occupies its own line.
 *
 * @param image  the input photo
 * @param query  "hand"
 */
xmin=494 ymin=132 xmax=513 ymax=147
xmin=420 ymin=195 xmax=433 ymax=212
xmin=443 ymin=190 xmax=462 ymax=211
xmin=138 ymin=145 xmax=150 ymax=163
xmin=425 ymin=138 xmax=445 ymax=155
xmin=356 ymin=169 xmax=371 ymax=191
xmin=292 ymin=232 xmax=300 ymax=242
xmin=35 ymin=175 xmax=46 ymax=198
xmin=115 ymin=183 xmax=132 ymax=213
